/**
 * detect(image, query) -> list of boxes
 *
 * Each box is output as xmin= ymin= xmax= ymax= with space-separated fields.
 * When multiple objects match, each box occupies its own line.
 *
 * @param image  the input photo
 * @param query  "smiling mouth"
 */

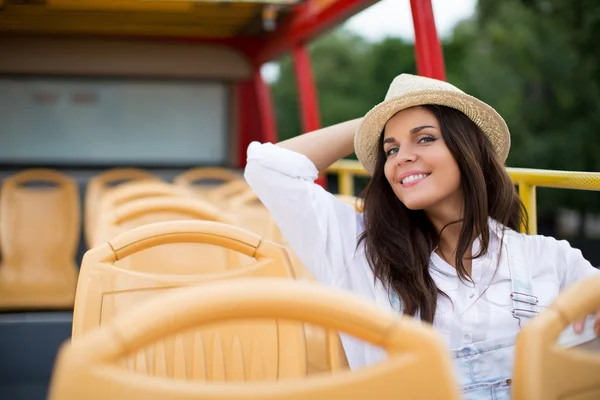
xmin=401 ymin=173 xmax=430 ymax=187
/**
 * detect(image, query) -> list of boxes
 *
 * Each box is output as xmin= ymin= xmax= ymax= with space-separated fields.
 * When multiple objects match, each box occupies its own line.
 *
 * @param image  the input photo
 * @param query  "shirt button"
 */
xmin=469 ymin=292 xmax=475 ymax=299
xmin=464 ymin=334 xmax=471 ymax=341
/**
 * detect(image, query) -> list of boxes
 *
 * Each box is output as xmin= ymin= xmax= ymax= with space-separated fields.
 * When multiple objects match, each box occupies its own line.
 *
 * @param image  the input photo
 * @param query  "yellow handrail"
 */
xmin=325 ymin=160 xmax=600 ymax=235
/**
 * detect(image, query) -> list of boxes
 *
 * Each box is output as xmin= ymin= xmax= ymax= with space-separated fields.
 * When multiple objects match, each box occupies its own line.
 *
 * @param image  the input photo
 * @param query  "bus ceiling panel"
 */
xmin=0 ymin=0 xmax=299 ymax=38
xmin=47 ymin=0 xmax=195 ymax=12
xmin=5 ymin=2 xmax=262 ymax=17
xmin=0 ymin=11 xmax=259 ymax=29
xmin=43 ymin=0 xmax=302 ymax=11
xmin=0 ymin=21 xmax=243 ymax=38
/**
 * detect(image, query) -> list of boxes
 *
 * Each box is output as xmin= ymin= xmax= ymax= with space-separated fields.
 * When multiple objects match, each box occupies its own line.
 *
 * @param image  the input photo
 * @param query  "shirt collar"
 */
xmin=429 ymin=217 xmax=508 ymax=275
xmin=488 ymin=217 xmax=508 ymax=241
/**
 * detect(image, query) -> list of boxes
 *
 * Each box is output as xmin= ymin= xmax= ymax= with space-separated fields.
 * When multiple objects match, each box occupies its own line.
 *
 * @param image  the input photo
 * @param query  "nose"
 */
xmin=396 ymin=148 xmax=416 ymax=165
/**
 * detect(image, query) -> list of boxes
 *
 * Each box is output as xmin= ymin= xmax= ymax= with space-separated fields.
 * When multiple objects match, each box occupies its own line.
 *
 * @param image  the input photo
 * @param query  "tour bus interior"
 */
xmin=0 ymin=0 xmax=599 ymax=399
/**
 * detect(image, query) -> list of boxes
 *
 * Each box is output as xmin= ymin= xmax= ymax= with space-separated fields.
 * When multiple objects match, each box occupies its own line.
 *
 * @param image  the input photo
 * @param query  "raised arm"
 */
xmin=276 ymin=118 xmax=361 ymax=172
xmin=244 ymin=118 xmax=363 ymax=286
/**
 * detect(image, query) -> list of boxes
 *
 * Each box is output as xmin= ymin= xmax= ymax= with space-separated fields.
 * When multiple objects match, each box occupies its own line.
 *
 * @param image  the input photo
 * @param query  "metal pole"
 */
xmin=292 ymin=43 xmax=327 ymax=188
xmin=409 ymin=0 xmax=446 ymax=80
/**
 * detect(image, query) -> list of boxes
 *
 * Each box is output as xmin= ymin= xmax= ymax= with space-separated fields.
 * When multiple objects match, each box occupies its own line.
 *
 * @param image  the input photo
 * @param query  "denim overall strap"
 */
xmin=504 ymin=230 xmax=539 ymax=327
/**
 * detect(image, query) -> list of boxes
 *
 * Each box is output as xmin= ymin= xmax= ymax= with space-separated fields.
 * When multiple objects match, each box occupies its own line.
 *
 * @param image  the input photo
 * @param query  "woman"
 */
xmin=244 ymin=73 xmax=599 ymax=399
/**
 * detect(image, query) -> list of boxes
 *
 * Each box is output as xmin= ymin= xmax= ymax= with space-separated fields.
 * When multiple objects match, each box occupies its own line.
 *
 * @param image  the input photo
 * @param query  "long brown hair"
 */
xmin=358 ymin=104 xmax=527 ymax=323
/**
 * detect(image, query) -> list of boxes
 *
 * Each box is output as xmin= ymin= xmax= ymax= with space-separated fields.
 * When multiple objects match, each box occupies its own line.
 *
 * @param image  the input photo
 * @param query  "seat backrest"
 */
xmin=85 ymin=168 xmax=158 ymax=248
xmin=227 ymin=189 xmax=312 ymax=278
xmin=72 ymin=221 xmax=303 ymax=381
xmin=0 ymin=169 xmax=80 ymax=310
xmin=72 ymin=220 xmax=297 ymax=336
xmin=94 ymin=196 xmax=246 ymax=273
xmin=91 ymin=181 xmax=193 ymax=245
xmin=226 ymin=189 xmax=348 ymax=373
xmin=174 ymin=167 xmax=242 ymax=198
xmin=99 ymin=180 xmax=193 ymax=211
xmin=227 ymin=189 xmax=282 ymax=242
xmin=206 ymin=179 xmax=251 ymax=206
xmin=50 ymin=278 xmax=461 ymax=400
xmin=513 ymin=274 xmax=600 ymax=400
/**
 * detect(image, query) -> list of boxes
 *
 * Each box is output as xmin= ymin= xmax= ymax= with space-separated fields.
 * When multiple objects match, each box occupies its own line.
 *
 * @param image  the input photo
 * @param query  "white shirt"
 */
xmin=244 ymin=141 xmax=599 ymax=370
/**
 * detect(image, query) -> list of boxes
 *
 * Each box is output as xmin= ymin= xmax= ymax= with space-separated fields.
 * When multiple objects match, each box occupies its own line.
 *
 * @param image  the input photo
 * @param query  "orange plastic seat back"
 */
xmin=72 ymin=220 xmax=296 ymax=338
xmin=228 ymin=189 xmax=314 ymax=280
xmin=513 ymin=275 xmax=600 ymax=400
xmin=226 ymin=189 xmax=347 ymax=373
xmin=174 ymin=167 xmax=243 ymax=199
xmin=0 ymin=169 xmax=80 ymax=310
xmin=72 ymin=221 xmax=302 ymax=381
xmin=91 ymin=181 xmax=193 ymax=246
xmin=206 ymin=179 xmax=251 ymax=206
xmin=227 ymin=189 xmax=282 ymax=242
xmin=85 ymin=168 xmax=158 ymax=248
xmin=50 ymin=279 xmax=461 ymax=400
xmin=99 ymin=180 xmax=193 ymax=210
xmin=94 ymin=197 xmax=247 ymax=273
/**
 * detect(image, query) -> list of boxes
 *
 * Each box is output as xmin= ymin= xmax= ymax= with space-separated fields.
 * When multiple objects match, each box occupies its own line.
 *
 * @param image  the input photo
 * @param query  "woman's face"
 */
xmin=382 ymin=106 xmax=462 ymax=214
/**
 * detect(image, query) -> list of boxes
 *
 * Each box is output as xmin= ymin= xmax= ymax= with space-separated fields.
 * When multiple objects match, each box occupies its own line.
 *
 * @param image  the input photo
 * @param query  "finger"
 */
xmin=573 ymin=317 xmax=585 ymax=334
xmin=595 ymin=310 xmax=600 ymax=336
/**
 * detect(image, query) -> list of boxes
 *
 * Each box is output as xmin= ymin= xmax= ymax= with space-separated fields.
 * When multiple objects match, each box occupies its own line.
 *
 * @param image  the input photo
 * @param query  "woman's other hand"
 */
xmin=573 ymin=310 xmax=600 ymax=336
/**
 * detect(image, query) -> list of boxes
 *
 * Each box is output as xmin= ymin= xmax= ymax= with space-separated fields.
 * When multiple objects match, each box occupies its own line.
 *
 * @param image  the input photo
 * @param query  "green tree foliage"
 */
xmin=271 ymin=30 xmax=416 ymax=142
xmin=456 ymin=0 xmax=600 ymax=215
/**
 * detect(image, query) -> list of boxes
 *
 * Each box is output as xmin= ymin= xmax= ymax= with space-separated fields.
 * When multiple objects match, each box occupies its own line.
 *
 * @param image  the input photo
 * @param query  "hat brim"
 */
xmin=354 ymin=89 xmax=510 ymax=176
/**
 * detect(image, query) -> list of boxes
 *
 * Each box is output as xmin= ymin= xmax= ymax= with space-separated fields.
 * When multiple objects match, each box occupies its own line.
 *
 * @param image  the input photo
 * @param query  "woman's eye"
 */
xmin=385 ymin=148 xmax=398 ymax=157
xmin=418 ymin=136 xmax=436 ymax=144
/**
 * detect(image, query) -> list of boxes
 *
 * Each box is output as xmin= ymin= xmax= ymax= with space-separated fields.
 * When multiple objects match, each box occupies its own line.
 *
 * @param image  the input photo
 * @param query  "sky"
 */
xmin=345 ymin=0 xmax=477 ymax=42
xmin=261 ymin=0 xmax=477 ymax=81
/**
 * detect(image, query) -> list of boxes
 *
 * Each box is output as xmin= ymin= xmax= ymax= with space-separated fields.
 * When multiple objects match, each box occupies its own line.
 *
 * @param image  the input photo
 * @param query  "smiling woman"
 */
xmin=362 ymin=103 xmax=524 ymax=320
xmin=244 ymin=73 xmax=600 ymax=399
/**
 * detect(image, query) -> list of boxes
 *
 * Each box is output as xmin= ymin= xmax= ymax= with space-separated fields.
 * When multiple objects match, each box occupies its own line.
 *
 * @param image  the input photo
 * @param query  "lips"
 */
xmin=400 ymin=173 xmax=431 ymax=187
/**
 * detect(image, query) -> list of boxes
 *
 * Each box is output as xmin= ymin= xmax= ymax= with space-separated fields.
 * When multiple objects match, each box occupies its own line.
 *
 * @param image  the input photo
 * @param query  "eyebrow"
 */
xmin=383 ymin=125 xmax=436 ymax=144
xmin=410 ymin=125 xmax=435 ymax=134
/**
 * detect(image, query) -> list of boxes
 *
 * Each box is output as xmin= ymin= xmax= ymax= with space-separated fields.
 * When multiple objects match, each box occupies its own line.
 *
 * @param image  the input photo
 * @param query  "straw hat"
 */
xmin=354 ymin=73 xmax=510 ymax=175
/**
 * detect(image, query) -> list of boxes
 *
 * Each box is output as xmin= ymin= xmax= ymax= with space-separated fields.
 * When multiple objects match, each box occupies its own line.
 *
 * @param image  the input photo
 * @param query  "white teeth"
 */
xmin=402 ymin=174 xmax=429 ymax=184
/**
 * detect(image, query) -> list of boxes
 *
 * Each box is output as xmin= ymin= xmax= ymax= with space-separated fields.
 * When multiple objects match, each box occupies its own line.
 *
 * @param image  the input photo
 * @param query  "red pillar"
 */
xmin=292 ymin=43 xmax=327 ymax=188
xmin=292 ymin=44 xmax=321 ymax=133
xmin=410 ymin=0 xmax=446 ymax=80
xmin=254 ymin=68 xmax=278 ymax=144
xmin=236 ymin=81 xmax=255 ymax=168
xmin=236 ymin=69 xmax=278 ymax=168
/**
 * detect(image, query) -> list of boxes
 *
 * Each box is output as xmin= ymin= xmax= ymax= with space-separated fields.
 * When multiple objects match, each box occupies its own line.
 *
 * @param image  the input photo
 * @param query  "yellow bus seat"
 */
xmin=227 ymin=189 xmax=282 ymax=242
xmin=174 ymin=167 xmax=243 ymax=199
xmin=91 ymin=180 xmax=193 ymax=245
xmin=70 ymin=221 xmax=307 ymax=380
xmin=98 ymin=180 xmax=193 ymax=211
xmin=71 ymin=220 xmax=297 ymax=340
xmin=50 ymin=278 xmax=461 ymax=400
xmin=85 ymin=168 xmax=159 ymax=248
xmin=0 ymin=169 xmax=80 ymax=310
xmin=226 ymin=189 xmax=311 ymax=279
xmin=226 ymin=188 xmax=347 ymax=373
xmin=73 ymin=219 xmax=345 ymax=376
xmin=513 ymin=274 xmax=600 ymax=400
xmin=92 ymin=196 xmax=247 ymax=272
xmin=205 ymin=179 xmax=251 ymax=206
